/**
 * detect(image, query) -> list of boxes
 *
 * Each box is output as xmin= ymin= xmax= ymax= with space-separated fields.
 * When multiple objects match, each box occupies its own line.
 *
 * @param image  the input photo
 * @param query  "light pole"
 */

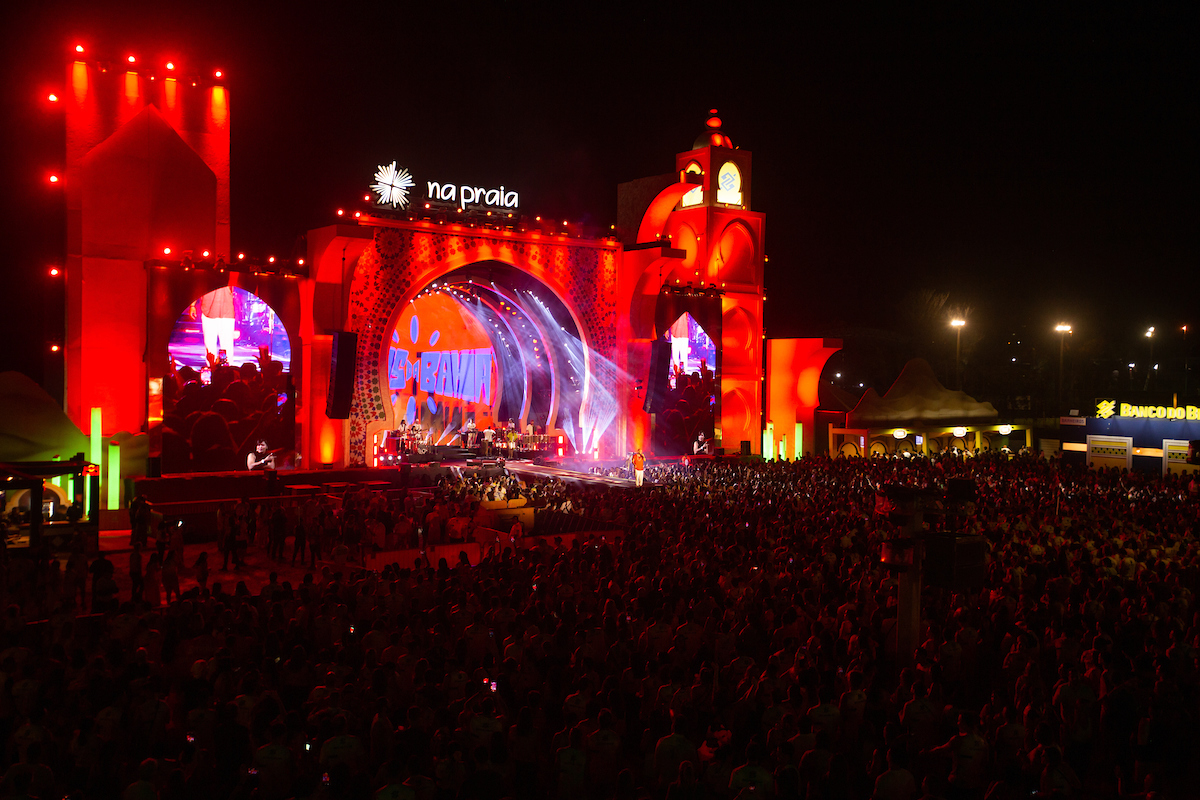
xmin=1144 ymin=327 xmax=1155 ymax=391
xmin=951 ymin=319 xmax=966 ymax=390
xmin=1055 ymin=324 xmax=1071 ymax=412
xmin=1184 ymin=325 xmax=1189 ymax=399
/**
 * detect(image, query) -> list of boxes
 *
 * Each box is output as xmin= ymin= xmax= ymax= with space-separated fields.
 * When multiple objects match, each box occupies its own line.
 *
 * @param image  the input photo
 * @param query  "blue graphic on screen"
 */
xmin=663 ymin=312 xmax=715 ymax=390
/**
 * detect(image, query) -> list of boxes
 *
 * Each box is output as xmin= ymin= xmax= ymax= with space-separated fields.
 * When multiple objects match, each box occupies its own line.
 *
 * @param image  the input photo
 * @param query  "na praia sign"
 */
xmin=371 ymin=161 xmax=519 ymax=212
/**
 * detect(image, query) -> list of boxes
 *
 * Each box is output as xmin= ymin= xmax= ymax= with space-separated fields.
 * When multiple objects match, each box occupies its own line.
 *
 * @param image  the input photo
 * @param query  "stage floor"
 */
xmin=506 ymin=461 xmax=635 ymax=487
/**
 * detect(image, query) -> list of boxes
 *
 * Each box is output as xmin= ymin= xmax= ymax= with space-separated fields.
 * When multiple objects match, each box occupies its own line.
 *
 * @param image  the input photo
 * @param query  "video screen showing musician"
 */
xmin=694 ymin=431 xmax=711 ymax=455
xmin=247 ymin=439 xmax=276 ymax=470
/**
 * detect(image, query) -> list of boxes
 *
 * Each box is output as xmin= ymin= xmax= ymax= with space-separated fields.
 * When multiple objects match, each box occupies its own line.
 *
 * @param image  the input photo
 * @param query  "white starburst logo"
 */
xmin=371 ymin=161 xmax=415 ymax=208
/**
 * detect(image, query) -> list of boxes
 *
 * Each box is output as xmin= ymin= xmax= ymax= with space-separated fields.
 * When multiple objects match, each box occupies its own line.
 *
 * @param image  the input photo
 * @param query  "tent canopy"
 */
xmin=847 ymin=359 xmax=997 ymax=428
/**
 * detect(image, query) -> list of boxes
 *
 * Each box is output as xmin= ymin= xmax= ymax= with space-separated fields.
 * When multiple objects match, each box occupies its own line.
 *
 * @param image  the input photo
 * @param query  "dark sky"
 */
xmin=1 ymin=2 xmax=1197 ymax=390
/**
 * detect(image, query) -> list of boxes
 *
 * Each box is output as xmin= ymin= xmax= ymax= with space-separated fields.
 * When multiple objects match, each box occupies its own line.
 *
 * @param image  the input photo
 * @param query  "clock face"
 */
xmin=716 ymin=161 xmax=742 ymax=206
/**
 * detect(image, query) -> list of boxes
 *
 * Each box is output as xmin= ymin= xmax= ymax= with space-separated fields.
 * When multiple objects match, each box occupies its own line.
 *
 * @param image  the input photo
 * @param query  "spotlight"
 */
xmin=214 ymin=69 xmax=223 ymax=78
xmin=237 ymin=252 xmax=245 ymax=260
xmin=354 ymin=211 xmax=361 ymax=218
xmin=48 ymin=93 xmax=58 ymax=102
xmin=268 ymin=256 xmax=275 ymax=263
xmin=75 ymin=45 xmax=84 ymax=54
xmin=48 ymin=175 xmax=59 ymax=183
xmin=364 ymin=194 xmax=370 ymax=201
xmin=337 ymin=209 xmax=344 ymax=216
xmin=50 ymin=344 xmax=60 ymax=353
xmin=127 ymin=55 xmax=136 ymax=64
xmin=201 ymin=250 xmax=210 ymax=258
xmin=297 ymin=258 xmax=305 ymax=266
xmin=163 ymin=247 xmax=171 ymax=255
xmin=48 ymin=267 xmax=60 ymax=277
xmin=166 ymin=62 xmax=175 ymax=71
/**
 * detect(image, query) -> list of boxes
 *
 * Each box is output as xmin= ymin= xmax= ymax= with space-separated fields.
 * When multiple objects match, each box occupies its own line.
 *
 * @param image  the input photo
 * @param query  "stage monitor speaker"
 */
xmin=325 ymin=331 xmax=358 ymax=419
xmin=643 ymin=340 xmax=672 ymax=414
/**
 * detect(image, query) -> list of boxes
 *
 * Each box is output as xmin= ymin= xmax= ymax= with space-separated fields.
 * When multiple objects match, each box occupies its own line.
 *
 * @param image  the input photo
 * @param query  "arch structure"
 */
xmin=344 ymin=219 xmax=620 ymax=465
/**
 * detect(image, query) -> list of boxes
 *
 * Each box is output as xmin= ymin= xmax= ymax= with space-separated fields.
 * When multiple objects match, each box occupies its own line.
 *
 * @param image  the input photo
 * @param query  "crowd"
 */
xmin=0 ymin=451 xmax=1196 ymax=799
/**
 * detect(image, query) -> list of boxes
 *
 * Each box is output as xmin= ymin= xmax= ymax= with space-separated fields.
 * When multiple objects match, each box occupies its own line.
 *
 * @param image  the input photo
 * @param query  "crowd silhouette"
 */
xmin=0 ymin=452 xmax=1196 ymax=799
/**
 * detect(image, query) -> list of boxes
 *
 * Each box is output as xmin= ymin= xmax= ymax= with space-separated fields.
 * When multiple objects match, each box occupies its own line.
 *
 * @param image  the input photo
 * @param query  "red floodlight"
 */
xmin=48 ymin=267 xmax=61 ymax=277
xmin=75 ymin=45 xmax=84 ymax=54
xmin=127 ymin=55 xmax=136 ymax=64
xmin=214 ymin=69 xmax=223 ymax=78
xmin=201 ymin=250 xmax=210 ymax=258
xmin=48 ymin=93 xmax=59 ymax=102
xmin=267 ymin=256 xmax=275 ymax=263
xmin=50 ymin=344 xmax=60 ymax=352
xmin=297 ymin=258 xmax=305 ymax=266
xmin=237 ymin=252 xmax=245 ymax=260
xmin=48 ymin=174 xmax=59 ymax=183
xmin=162 ymin=247 xmax=171 ymax=255
xmin=336 ymin=209 xmax=344 ymax=216
xmin=166 ymin=61 xmax=175 ymax=71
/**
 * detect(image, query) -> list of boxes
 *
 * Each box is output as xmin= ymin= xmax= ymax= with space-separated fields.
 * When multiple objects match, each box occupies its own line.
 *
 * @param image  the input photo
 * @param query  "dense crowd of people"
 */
xmin=0 ymin=452 xmax=1197 ymax=799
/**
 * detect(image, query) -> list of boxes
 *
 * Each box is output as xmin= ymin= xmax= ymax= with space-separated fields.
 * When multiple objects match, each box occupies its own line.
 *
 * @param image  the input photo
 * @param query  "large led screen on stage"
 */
xmin=655 ymin=312 xmax=717 ymax=456
xmin=387 ymin=290 xmax=498 ymax=443
xmin=168 ymin=286 xmax=292 ymax=372
xmin=160 ymin=287 xmax=295 ymax=473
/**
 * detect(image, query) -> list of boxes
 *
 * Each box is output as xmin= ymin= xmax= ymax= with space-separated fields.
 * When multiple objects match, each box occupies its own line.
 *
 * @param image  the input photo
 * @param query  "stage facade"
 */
xmin=55 ymin=52 xmax=838 ymax=497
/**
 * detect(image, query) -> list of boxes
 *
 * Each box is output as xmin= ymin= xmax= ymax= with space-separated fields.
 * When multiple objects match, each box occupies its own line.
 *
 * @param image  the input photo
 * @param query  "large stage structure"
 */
xmin=52 ymin=51 xmax=840 ymax=505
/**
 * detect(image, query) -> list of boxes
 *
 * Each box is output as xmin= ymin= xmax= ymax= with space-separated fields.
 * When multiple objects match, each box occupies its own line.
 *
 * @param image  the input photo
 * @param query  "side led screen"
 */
xmin=161 ymin=286 xmax=294 ymax=473
xmin=656 ymin=312 xmax=717 ymax=455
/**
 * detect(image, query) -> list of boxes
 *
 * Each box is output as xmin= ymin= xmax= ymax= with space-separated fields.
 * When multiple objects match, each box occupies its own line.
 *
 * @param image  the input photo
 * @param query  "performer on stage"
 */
xmin=247 ymin=439 xmax=276 ymax=470
xmin=482 ymin=425 xmax=495 ymax=456
xmin=200 ymin=286 xmax=237 ymax=365
xmin=465 ymin=417 xmax=478 ymax=449
xmin=631 ymin=449 xmax=646 ymax=487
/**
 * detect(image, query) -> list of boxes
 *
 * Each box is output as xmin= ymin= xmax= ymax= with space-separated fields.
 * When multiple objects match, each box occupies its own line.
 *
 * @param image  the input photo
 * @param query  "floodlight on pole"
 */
xmin=950 ymin=319 xmax=966 ymax=390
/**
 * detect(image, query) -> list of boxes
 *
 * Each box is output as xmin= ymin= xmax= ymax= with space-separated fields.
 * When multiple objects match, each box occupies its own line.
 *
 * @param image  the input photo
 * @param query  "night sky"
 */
xmin=1 ymin=2 xmax=1196 ymax=399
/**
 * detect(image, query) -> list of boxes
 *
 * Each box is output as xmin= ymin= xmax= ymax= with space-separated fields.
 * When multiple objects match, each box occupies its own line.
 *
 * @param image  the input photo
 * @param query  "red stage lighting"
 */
xmin=354 ymin=211 xmax=361 ymax=218
xmin=48 ymin=93 xmax=58 ymax=102
xmin=237 ymin=252 xmax=245 ymax=260
xmin=268 ymin=256 xmax=275 ymax=263
xmin=166 ymin=61 xmax=175 ymax=71
xmin=363 ymin=194 xmax=370 ymax=201
xmin=162 ymin=247 xmax=171 ymax=255
xmin=336 ymin=209 xmax=344 ymax=216
xmin=297 ymin=258 xmax=305 ymax=265
xmin=127 ymin=55 xmax=136 ymax=64
xmin=214 ymin=69 xmax=223 ymax=78
xmin=48 ymin=267 xmax=60 ymax=277
xmin=48 ymin=175 xmax=59 ymax=183
xmin=201 ymin=250 xmax=210 ymax=258
xmin=50 ymin=344 xmax=60 ymax=352
xmin=75 ymin=45 xmax=84 ymax=54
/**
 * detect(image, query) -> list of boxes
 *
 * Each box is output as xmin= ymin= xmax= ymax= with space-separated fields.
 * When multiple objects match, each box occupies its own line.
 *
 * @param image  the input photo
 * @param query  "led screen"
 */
xmin=161 ymin=286 xmax=294 ymax=473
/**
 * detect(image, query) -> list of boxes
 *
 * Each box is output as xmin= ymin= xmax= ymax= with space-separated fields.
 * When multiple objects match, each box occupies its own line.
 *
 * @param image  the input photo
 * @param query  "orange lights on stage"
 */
xmin=50 ymin=344 xmax=60 ymax=353
xmin=127 ymin=55 xmax=136 ymax=64
xmin=214 ymin=69 xmax=223 ymax=78
xmin=48 ymin=93 xmax=58 ymax=102
xmin=267 ymin=256 xmax=276 ymax=263
xmin=237 ymin=253 xmax=245 ymax=260
xmin=297 ymin=258 xmax=305 ymax=266
xmin=48 ymin=175 xmax=59 ymax=183
xmin=354 ymin=211 xmax=362 ymax=218
xmin=364 ymin=194 xmax=371 ymax=201
xmin=337 ymin=209 xmax=344 ymax=216
xmin=75 ymin=45 xmax=84 ymax=53
xmin=166 ymin=62 xmax=175 ymax=71
xmin=162 ymin=247 xmax=172 ymax=255
xmin=201 ymin=250 xmax=210 ymax=258
xmin=48 ymin=267 xmax=61 ymax=277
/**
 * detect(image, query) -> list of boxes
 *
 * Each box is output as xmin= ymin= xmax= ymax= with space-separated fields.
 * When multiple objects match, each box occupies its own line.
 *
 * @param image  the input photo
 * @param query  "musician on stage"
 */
xmin=465 ymin=417 xmax=478 ymax=449
xmin=247 ymin=439 xmax=276 ymax=470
